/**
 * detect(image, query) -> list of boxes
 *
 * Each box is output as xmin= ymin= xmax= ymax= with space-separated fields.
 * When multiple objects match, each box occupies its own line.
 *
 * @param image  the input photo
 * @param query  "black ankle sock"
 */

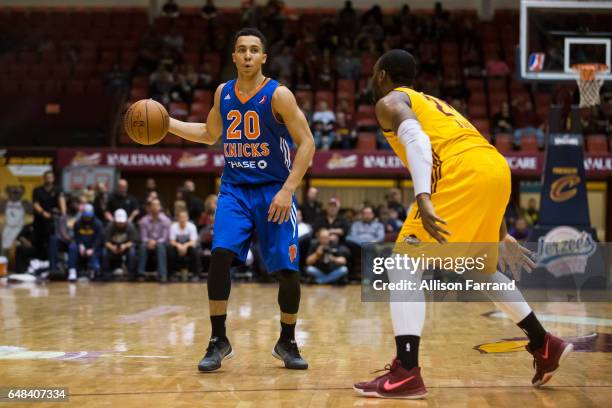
xmin=395 ymin=335 xmax=420 ymax=370
xmin=280 ymin=322 xmax=296 ymax=341
xmin=518 ymin=312 xmax=547 ymax=350
xmin=210 ymin=314 xmax=227 ymax=339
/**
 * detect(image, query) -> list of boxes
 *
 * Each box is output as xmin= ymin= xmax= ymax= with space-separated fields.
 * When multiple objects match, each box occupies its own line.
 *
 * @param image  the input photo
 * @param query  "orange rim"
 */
xmin=572 ymin=63 xmax=608 ymax=81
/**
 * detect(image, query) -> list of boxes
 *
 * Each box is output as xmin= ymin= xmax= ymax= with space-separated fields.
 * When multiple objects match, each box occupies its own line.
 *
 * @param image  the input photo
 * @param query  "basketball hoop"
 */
xmin=571 ymin=63 xmax=608 ymax=108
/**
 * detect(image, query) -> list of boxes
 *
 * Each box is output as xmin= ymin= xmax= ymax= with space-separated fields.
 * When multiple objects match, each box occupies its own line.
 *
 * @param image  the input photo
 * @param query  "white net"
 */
xmin=576 ymin=76 xmax=604 ymax=108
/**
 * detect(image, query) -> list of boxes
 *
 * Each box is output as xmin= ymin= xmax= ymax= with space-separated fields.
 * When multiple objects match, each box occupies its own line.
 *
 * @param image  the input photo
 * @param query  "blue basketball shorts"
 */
xmin=212 ymin=182 xmax=299 ymax=272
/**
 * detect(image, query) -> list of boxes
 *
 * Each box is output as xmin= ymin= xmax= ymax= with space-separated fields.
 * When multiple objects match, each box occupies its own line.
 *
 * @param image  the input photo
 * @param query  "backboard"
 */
xmin=520 ymin=0 xmax=612 ymax=81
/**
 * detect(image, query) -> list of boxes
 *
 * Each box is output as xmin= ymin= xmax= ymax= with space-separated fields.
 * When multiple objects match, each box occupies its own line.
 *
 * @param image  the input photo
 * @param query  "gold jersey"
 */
xmin=382 ymin=87 xmax=494 ymax=167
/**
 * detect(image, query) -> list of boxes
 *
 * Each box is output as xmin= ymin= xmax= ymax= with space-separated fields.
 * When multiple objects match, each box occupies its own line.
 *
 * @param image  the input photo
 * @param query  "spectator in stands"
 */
xmin=523 ymin=198 xmax=539 ymax=225
xmin=509 ymin=217 xmax=530 ymax=242
xmin=492 ymin=102 xmax=514 ymax=135
xmin=463 ymin=47 xmax=483 ymax=77
xmin=293 ymin=62 xmax=314 ymax=90
xmin=105 ymin=179 xmax=139 ymax=223
xmin=48 ymin=198 xmax=80 ymax=274
xmin=313 ymin=101 xmax=336 ymax=129
xmin=197 ymin=62 xmax=216 ymax=90
xmin=69 ymin=204 xmax=103 ymax=282
xmin=183 ymin=180 xmax=205 ymax=225
xmin=441 ymin=74 xmax=470 ymax=101
xmin=161 ymin=0 xmax=180 ymax=18
xmin=300 ymin=187 xmax=322 ymax=225
xmin=270 ymin=45 xmax=294 ymax=79
xmin=168 ymin=210 xmax=200 ymax=280
xmin=512 ymin=100 xmax=545 ymax=146
xmin=313 ymin=197 xmax=350 ymax=242
xmin=198 ymin=194 xmax=217 ymax=230
xmin=450 ymin=98 xmax=468 ymax=117
xmin=138 ymin=198 xmax=171 ymax=283
xmin=150 ymin=66 xmax=175 ymax=105
xmin=14 ymin=223 xmax=35 ymax=274
xmin=332 ymin=111 xmax=357 ymax=149
xmin=336 ymin=48 xmax=361 ymax=80
xmin=386 ymin=188 xmax=407 ymax=221
xmin=386 ymin=207 xmax=403 ymax=233
xmin=105 ymin=64 xmax=130 ymax=96
xmin=103 ymin=209 xmax=139 ymax=281
xmin=337 ymin=1 xmax=358 ymax=38
xmin=0 ymin=185 xmax=31 ymax=257
xmin=199 ymin=212 xmax=214 ymax=273
xmin=299 ymin=99 xmax=313 ymax=125
xmin=357 ymin=15 xmax=384 ymax=46
xmin=305 ymin=228 xmax=350 ymax=284
xmin=173 ymin=187 xmax=189 ymax=219
xmin=32 ymin=171 xmax=66 ymax=260
xmin=201 ymin=0 xmax=219 ymax=21
xmin=347 ymin=206 xmax=385 ymax=245
xmin=93 ymin=182 xmax=109 ymax=224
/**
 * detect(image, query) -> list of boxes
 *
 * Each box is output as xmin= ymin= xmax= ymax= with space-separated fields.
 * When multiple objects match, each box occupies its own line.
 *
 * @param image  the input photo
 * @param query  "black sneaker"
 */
xmin=198 ymin=337 xmax=234 ymax=372
xmin=272 ymin=339 xmax=308 ymax=370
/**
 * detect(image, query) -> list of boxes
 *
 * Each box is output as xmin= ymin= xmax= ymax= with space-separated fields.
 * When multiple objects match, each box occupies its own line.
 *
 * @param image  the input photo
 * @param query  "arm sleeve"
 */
xmin=189 ymin=224 xmax=198 ymax=242
xmin=139 ymin=219 xmax=149 ymax=242
xmin=375 ymin=222 xmax=385 ymax=242
xmin=397 ymin=118 xmax=433 ymax=196
xmin=169 ymin=223 xmax=177 ymax=241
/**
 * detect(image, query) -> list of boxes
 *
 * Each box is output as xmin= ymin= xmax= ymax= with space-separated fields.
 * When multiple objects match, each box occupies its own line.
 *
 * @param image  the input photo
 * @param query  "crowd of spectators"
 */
xmin=0 ymin=173 xmax=541 ymax=285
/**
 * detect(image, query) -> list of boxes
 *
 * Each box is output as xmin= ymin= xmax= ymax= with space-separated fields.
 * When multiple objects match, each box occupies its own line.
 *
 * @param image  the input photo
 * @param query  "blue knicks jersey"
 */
xmin=219 ymin=78 xmax=293 ymax=185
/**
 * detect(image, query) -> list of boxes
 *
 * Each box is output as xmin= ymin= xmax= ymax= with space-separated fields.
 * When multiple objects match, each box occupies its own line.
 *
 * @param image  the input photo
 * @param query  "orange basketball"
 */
xmin=124 ymin=99 xmax=169 ymax=145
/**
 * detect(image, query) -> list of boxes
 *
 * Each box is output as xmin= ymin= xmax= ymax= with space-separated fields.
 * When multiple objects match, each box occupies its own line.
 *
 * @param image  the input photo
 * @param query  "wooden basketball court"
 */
xmin=1 ymin=282 xmax=610 ymax=407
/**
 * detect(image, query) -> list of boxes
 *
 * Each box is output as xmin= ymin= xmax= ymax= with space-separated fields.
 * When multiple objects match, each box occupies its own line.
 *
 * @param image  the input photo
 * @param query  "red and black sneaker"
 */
xmin=526 ymin=332 xmax=573 ymax=387
xmin=353 ymin=359 xmax=427 ymax=399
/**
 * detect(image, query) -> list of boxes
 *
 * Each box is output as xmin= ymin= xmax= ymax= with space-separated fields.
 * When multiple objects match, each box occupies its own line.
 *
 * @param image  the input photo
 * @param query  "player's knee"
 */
xmin=277 ymin=269 xmax=300 ymax=314
xmin=207 ymin=248 xmax=234 ymax=301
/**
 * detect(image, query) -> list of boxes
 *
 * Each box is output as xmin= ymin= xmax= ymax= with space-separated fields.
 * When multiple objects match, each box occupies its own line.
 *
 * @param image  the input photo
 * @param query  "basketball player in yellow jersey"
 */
xmin=354 ymin=50 xmax=573 ymax=399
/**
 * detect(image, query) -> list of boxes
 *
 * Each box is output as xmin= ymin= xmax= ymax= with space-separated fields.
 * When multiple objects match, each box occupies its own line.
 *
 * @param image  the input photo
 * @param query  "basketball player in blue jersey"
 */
xmin=169 ymin=28 xmax=315 ymax=372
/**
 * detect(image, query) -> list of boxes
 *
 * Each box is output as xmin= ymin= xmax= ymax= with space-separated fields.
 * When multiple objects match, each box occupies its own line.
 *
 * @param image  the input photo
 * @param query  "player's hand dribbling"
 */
xmin=268 ymin=187 xmax=293 ymax=224
xmin=416 ymin=193 xmax=450 ymax=243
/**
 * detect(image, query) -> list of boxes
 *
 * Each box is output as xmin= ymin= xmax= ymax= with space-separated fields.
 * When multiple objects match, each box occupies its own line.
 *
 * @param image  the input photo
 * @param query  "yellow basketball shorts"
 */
xmin=397 ymin=147 xmax=511 ymax=274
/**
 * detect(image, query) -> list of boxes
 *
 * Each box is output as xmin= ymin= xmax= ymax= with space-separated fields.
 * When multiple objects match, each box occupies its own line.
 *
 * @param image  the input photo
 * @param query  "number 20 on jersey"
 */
xmin=226 ymin=110 xmax=261 ymax=140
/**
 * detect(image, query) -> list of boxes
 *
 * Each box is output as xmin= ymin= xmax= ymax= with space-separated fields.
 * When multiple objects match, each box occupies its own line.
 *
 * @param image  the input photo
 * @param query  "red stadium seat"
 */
xmin=170 ymin=102 xmax=189 ymax=120
xmin=187 ymin=114 xmax=206 ymax=123
xmin=86 ymin=79 xmax=104 ymax=95
xmin=21 ymin=80 xmax=41 ymax=94
xmin=161 ymin=134 xmax=183 ymax=146
xmin=190 ymin=102 xmax=210 ymax=117
xmin=193 ymin=89 xmax=212 ymax=104
xmin=130 ymin=87 xmax=148 ymax=100
xmin=586 ymin=134 xmax=608 ymax=153
xmin=0 ymin=82 xmax=19 ymax=94
xmin=314 ymin=91 xmax=334 ymax=109
xmin=294 ymin=90 xmax=313 ymax=106
xmin=52 ymin=64 xmax=72 ymax=79
xmin=468 ymin=104 xmax=487 ymax=118
xmin=73 ymin=64 xmax=94 ymax=80
xmin=494 ymin=133 xmax=513 ymax=153
xmin=357 ymin=132 xmax=377 ymax=150
xmin=337 ymin=79 xmax=355 ymax=94
xmin=132 ymin=76 xmax=149 ymax=88
xmin=29 ymin=65 xmax=47 ymax=79
xmin=356 ymin=117 xmax=378 ymax=129
xmin=520 ymin=134 xmax=539 ymax=153
xmin=472 ymin=118 xmax=491 ymax=136
xmin=356 ymin=104 xmax=375 ymax=120
xmin=42 ymin=80 xmax=62 ymax=94
xmin=66 ymin=80 xmax=85 ymax=94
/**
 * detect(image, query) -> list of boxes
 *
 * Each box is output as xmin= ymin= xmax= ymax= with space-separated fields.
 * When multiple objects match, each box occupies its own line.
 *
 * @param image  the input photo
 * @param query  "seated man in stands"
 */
xmin=102 ymin=209 xmax=139 ymax=281
xmin=305 ymin=228 xmax=350 ymax=284
xmin=138 ymin=198 xmax=171 ymax=283
xmin=168 ymin=210 xmax=200 ymax=281
xmin=69 ymin=204 xmax=104 ymax=282
xmin=161 ymin=0 xmax=180 ymax=18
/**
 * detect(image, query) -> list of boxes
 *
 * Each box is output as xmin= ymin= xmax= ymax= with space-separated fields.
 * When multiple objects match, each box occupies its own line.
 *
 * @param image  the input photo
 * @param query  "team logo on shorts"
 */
xmin=288 ymin=244 xmax=297 ymax=263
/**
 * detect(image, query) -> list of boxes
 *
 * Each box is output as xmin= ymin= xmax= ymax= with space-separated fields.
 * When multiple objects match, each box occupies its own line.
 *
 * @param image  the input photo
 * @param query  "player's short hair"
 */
xmin=378 ymin=49 xmax=417 ymax=87
xmin=233 ymin=27 xmax=267 ymax=51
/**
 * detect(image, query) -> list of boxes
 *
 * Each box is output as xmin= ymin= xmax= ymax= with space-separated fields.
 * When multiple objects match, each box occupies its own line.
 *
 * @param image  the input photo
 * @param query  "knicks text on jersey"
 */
xmin=220 ymin=78 xmax=293 ymax=185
